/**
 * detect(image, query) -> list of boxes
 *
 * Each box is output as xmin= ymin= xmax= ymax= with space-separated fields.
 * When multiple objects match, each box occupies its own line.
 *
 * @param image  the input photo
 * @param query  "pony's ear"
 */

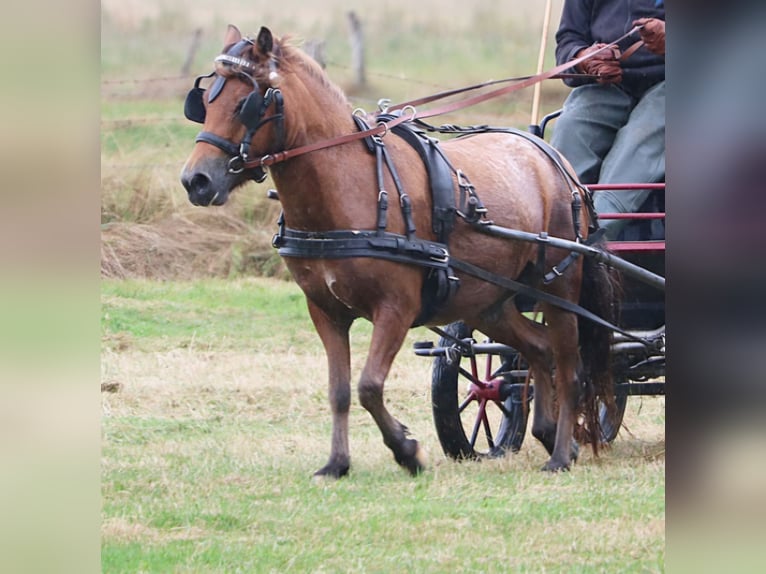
xmin=223 ymin=24 xmax=242 ymax=48
xmin=256 ymin=26 xmax=274 ymax=55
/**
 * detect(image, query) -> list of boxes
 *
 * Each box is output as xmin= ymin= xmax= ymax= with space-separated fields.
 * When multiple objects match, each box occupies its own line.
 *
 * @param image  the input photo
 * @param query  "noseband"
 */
xmin=184 ymin=38 xmax=285 ymax=183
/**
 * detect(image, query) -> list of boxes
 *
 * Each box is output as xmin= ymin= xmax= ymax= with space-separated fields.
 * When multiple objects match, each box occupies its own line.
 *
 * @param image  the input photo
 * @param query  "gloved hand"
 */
xmin=633 ymin=17 xmax=665 ymax=55
xmin=576 ymin=43 xmax=623 ymax=84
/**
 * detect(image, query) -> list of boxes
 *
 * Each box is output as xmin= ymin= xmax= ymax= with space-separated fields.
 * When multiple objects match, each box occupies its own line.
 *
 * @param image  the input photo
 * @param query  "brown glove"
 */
xmin=634 ymin=18 xmax=665 ymax=55
xmin=576 ymin=43 xmax=623 ymax=84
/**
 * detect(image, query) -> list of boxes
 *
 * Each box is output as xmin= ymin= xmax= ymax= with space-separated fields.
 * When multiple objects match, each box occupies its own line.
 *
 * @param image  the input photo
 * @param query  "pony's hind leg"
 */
xmin=307 ymin=300 xmax=353 ymax=479
xmin=539 ymin=306 xmax=582 ymax=472
xmin=358 ymin=311 xmax=426 ymax=476
xmin=478 ymin=305 xmax=559 ymax=457
xmin=530 ymin=365 xmax=558 ymax=457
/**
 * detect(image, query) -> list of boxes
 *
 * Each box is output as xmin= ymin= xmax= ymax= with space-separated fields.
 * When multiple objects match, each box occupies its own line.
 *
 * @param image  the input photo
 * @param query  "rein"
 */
xmin=242 ymin=26 xmax=642 ymax=172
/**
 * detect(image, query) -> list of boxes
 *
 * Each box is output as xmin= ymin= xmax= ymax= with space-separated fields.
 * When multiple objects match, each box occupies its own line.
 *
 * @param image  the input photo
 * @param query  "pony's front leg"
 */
xmin=358 ymin=312 xmax=426 ymax=476
xmin=307 ymin=300 xmax=353 ymax=479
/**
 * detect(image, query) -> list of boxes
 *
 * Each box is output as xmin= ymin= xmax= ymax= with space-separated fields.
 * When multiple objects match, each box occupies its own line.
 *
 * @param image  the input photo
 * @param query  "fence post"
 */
xmin=303 ymin=39 xmax=326 ymax=68
xmin=181 ymin=28 xmax=203 ymax=76
xmin=347 ymin=11 xmax=366 ymax=88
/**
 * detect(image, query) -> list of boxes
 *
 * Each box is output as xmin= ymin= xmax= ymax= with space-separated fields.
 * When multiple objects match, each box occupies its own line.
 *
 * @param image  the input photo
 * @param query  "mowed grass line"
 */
xmin=102 ymin=277 xmax=322 ymax=352
xmin=102 ymin=278 xmax=665 ymax=572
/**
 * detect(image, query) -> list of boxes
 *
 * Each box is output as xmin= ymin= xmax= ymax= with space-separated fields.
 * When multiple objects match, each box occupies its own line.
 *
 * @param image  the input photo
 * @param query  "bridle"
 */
xmin=184 ymin=38 xmax=285 ymax=182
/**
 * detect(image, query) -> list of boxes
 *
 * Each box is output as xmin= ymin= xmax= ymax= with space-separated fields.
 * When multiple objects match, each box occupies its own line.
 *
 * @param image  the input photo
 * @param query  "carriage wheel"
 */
xmin=431 ymin=322 xmax=530 ymax=460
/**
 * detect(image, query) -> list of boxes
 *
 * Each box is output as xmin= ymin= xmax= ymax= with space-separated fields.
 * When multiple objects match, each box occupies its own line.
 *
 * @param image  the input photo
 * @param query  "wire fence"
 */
xmin=102 ymin=58 xmax=564 ymax=173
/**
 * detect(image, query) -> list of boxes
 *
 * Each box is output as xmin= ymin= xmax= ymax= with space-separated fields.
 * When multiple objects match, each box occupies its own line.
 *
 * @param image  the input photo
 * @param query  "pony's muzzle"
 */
xmin=181 ymin=168 xmax=225 ymax=206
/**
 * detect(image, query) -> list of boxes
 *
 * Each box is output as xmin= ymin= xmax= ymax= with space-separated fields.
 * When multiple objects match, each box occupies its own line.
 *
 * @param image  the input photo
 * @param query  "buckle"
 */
xmin=429 ymin=248 xmax=449 ymax=264
xmin=228 ymin=156 xmax=245 ymax=174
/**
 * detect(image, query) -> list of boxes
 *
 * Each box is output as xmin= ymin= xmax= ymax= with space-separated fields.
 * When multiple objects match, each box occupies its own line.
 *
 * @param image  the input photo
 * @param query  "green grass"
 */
xmin=102 ymin=278 xmax=322 ymax=351
xmin=102 ymin=278 xmax=665 ymax=572
xmin=101 ymin=108 xmax=197 ymax=158
xmin=103 ymin=463 xmax=663 ymax=572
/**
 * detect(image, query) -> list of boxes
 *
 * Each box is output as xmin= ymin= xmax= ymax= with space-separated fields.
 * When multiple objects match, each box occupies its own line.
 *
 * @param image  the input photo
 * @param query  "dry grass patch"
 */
xmin=102 ymin=206 xmax=284 ymax=279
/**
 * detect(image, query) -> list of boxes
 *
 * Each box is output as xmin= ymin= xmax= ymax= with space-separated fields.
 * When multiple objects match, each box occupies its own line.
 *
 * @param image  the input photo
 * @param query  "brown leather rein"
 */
xmin=243 ymin=26 xmax=643 ymax=172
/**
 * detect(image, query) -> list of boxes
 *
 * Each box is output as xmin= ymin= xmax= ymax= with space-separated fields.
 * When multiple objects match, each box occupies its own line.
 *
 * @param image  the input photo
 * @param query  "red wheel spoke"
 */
xmin=433 ymin=325 xmax=531 ymax=460
xmin=458 ymin=392 xmax=476 ymax=414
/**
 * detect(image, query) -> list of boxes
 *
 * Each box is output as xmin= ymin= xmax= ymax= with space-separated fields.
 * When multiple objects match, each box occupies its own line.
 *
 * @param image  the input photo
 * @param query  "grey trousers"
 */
xmin=550 ymin=81 xmax=665 ymax=239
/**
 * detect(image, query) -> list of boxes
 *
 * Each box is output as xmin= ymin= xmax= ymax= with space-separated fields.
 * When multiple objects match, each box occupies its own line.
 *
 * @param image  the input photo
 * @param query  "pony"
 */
xmin=181 ymin=25 xmax=618 ymax=476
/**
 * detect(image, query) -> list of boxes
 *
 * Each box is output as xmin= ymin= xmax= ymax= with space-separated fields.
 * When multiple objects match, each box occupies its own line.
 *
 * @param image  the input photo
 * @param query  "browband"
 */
xmin=215 ymin=53 xmax=257 ymax=72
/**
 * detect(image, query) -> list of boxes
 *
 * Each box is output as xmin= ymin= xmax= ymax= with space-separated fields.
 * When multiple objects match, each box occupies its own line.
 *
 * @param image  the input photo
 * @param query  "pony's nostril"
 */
xmin=191 ymin=173 xmax=210 ymax=189
xmin=183 ymin=172 xmax=210 ymax=193
xmin=181 ymin=169 xmax=218 ymax=206
xmin=181 ymin=169 xmax=212 ymax=197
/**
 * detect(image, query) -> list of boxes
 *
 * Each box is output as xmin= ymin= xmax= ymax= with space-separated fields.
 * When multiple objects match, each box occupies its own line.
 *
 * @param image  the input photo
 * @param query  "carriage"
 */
xmin=181 ymin=25 xmax=665 ymax=476
xmin=417 ymin=175 xmax=664 ymax=461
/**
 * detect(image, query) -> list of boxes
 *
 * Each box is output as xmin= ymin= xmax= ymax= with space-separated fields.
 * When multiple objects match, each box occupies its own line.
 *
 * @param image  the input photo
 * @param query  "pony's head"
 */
xmin=180 ymin=25 xmax=284 ymax=206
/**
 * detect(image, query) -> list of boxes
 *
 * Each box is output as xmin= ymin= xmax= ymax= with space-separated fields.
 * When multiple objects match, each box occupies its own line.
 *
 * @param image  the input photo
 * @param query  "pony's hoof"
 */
xmin=395 ymin=439 xmax=427 ymax=476
xmin=313 ymin=460 xmax=350 ymax=480
xmin=541 ymin=458 xmax=571 ymax=473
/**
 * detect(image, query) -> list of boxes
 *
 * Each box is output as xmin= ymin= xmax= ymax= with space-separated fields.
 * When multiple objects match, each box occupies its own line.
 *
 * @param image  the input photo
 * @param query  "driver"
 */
xmin=550 ymin=0 xmax=666 ymax=240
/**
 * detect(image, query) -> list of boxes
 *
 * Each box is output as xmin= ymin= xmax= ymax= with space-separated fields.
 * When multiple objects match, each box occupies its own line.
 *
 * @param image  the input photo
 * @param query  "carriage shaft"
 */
xmin=476 ymin=224 xmax=665 ymax=291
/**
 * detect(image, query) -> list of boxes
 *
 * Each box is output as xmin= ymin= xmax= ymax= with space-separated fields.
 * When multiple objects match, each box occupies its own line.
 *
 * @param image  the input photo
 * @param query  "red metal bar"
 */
xmin=608 ymin=240 xmax=665 ymax=252
xmin=594 ymin=184 xmax=666 ymax=253
xmin=586 ymin=183 xmax=665 ymax=191
xmin=599 ymin=212 xmax=665 ymax=220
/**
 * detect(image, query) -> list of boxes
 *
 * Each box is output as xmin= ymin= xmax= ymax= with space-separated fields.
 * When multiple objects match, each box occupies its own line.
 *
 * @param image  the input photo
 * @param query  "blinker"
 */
xmin=238 ymin=91 xmax=264 ymax=129
xmin=185 ymin=73 xmax=268 ymax=128
xmin=208 ymin=75 xmax=226 ymax=103
xmin=184 ymin=71 xmax=214 ymax=124
xmin=183 ymin=38 xmax=258 ymax=124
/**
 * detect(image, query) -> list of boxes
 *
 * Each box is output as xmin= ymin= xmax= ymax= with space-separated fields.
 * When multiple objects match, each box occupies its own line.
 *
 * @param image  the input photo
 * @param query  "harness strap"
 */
xmin=195 ymin=131 xmax=268 ymax=183
xmin=413 ymin=120 xmax=605 ymax=285
xmin=382 ymin=117 xmax=457 ymax=242
xmin=374 ymin=142 xmax=389 ymax=236
xmin=543 ymin=228 xmax=605 ymax=284
xmin=448 ymin=257 xmax=649 ymax=345
xmin=195 ymin=132 xmax=240 ymax=155
xmin=273 ymin=227 xmax=646 ymax=344
xmin=380 ymin=144 xmax=417 ymax=239
xmin=538 ymin=190 xmax=586 ymax=284
xmin=272 ymin=228 xmax=450 ymax=270
xmin=348 ymin=114 xmax=459 ymax=326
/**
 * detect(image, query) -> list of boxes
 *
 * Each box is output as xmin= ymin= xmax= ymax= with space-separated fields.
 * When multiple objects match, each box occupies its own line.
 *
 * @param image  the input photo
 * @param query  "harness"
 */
xmin=273 ymin=113 xmax=463 ymax=326
xmin=272 ymin=111 xmax=602 ymax=327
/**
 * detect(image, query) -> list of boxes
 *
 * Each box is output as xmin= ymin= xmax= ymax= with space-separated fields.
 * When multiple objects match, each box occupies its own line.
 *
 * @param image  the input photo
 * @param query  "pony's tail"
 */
xmin=577 ymin=249 xmax=622 ymax=454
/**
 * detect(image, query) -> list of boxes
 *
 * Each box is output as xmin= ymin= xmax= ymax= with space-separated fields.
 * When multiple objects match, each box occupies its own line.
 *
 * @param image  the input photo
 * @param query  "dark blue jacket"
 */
xmin=556 ymin=0 xmax=665 ymax=97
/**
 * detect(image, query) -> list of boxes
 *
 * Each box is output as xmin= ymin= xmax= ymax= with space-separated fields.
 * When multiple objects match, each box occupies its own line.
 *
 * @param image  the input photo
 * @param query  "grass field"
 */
xmin=101 ymin=278 xmax=665 ymax=572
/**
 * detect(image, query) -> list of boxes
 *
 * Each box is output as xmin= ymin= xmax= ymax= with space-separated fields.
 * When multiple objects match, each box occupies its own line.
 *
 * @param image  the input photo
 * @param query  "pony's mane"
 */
xmin=275 ymin=37 xmax=350 ymax=108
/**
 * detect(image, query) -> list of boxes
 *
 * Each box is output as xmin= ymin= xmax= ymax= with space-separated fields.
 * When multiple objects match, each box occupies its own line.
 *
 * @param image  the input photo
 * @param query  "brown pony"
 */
xmin=181 ymin=25 xmax=618 ymax=476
